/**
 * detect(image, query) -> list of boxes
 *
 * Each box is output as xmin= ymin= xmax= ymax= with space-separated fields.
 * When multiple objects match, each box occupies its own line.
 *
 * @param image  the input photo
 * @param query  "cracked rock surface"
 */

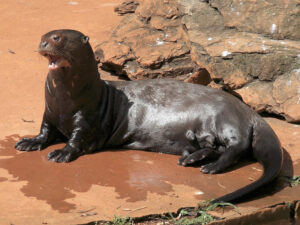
xmin=95 ymin=0 xmax=300 ymax=122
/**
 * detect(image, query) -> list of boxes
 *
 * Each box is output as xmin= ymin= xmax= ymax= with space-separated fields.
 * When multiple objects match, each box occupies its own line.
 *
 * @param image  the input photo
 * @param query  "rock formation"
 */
xmin=95 ymin=0 xmax=300 ymax=122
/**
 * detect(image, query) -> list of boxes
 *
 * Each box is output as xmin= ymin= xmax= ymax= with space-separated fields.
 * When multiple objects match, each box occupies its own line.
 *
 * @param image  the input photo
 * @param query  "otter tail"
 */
xmin=212 ymin=119 xmax=283 ymax=203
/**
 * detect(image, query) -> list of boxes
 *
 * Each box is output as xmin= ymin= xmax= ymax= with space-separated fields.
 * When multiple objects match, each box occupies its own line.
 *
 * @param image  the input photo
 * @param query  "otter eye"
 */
xmin=82 ymin=35 xmax=89 ymax=44
xmin=52 ymin=35 xmax=61 ymax=42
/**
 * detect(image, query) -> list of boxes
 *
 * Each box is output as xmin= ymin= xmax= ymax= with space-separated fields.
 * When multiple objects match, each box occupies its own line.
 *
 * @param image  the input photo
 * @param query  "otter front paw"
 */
xmin=47 ymin=146 xmax=81 ymax=163
xmin=178 ymin=150 xmax=190 ymax=166
xmin=15 ymin=137 xmax=48 ymax=151
xmin=200 ymin=162 xmax=219 ymax=174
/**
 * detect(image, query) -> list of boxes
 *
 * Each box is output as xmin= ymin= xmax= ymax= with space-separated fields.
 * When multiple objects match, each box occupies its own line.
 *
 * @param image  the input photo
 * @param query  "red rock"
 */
xmin=296 ymin=201 xmax=300 ymax=221
xmin=236 ymin=81 xmax=276 ymax=113
xmin=95 ymin=40 xmax=134 ymax=75
xmin=210 ymin=0 xmax=300 ymax=40
xmin=209 ymin=203 xmax=290 ymax=225
xmin=114 ymin=0 xmax=139 ymax=15
xmin=272 ymin=69 xmax=300 ymax=122
xmin=95 ymin=1 xmax=198 ymax=81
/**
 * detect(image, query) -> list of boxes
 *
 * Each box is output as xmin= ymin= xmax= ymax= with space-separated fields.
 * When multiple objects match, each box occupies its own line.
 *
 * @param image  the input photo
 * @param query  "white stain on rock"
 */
xmin=270 ymin=24 xmax=277 ymax=33
xmin=228 ymin=41 xmax=236 ymax=46
xmin=221 ymin=51 xmax=231 ymax=57
xmin=293 ymin=69 xmax=300 ymax=73
xmin=156 ymin=38 xmax=164 ymax=46
xmin=262 ymin=45 xmax=267 ymax=51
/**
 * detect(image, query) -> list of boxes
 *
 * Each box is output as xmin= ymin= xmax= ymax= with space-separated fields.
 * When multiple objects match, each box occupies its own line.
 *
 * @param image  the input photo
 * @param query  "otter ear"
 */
xmin=82 ymin=35 xmax=89 ymax=44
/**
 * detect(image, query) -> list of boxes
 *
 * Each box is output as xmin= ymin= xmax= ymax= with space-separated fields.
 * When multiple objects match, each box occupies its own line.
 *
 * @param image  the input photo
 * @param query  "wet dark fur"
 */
xmin=15 ymin=30 xmax=283 ymax=203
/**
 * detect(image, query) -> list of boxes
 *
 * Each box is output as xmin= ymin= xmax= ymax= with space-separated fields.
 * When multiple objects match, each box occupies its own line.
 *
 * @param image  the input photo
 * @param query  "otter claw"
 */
xmin=200 ymin=163 xmax=218 ymax=174
xmin=15 ymin=138 xmax=45 ymax=152
xmin=47 ymin=146 xmax=81 ymax=163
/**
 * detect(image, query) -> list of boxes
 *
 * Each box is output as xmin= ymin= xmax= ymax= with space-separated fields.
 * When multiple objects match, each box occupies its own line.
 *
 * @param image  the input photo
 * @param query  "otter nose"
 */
xmin=41 ymin=40 xmax=48 ymax=48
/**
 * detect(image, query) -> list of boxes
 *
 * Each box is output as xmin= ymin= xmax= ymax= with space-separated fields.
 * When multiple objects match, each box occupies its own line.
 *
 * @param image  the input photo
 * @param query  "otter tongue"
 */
xmin=48 ymin=55 xmax=60 ymax=70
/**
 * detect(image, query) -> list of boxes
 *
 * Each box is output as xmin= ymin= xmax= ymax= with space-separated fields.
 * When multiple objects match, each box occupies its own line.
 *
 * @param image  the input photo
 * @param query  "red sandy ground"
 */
xmin=0 ymin=1 xmax=299 ymax=225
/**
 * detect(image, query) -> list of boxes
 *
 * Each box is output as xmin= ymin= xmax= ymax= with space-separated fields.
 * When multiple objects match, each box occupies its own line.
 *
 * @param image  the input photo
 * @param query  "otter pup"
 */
xmin=15 ymin=29 xmax=283 ymax=203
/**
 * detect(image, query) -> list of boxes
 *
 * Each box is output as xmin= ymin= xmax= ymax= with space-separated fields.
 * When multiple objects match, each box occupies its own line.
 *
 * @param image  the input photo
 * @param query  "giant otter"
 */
xmin=15 ymin=29 xmax=283 ymax=203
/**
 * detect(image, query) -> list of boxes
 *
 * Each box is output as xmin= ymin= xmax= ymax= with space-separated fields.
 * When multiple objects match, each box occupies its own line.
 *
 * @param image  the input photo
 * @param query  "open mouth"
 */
xmin=41 ymin=52 xmax=70 ymax=71
xmin=45 ymin=53 xmax=61 ymax=70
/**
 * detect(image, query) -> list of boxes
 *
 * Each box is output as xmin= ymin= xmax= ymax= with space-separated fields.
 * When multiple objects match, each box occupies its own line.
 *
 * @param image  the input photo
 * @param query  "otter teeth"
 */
xmin=48 ymin=61 xmax=59 ymax=70
xmin=47 ymin=54 xmax=61 ymax=70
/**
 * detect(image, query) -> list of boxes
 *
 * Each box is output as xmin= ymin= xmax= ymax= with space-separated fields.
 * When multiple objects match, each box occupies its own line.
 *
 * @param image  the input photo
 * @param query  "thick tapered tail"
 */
xmin=212 ymin=119 xmax=283 ymax=203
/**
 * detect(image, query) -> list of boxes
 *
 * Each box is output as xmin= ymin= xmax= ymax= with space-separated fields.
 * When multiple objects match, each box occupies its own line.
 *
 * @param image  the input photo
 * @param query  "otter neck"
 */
xmin=47 ymin=65 xmax=102 ymax=104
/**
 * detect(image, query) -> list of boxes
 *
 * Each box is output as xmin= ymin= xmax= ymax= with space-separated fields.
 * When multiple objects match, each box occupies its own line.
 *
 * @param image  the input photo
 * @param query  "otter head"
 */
xmin=39 ymin=29 xmax=95 ymax=71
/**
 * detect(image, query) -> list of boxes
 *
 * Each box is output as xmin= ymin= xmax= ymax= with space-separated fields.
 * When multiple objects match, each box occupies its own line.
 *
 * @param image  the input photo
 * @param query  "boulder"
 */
xmin=181 ymin=0 xmax=300 ymax=122
xmin=114 ymin=0 xmax=139 ymax=15
xmin=209 ymin=0 xmax=300 ymax=40
xmin=95 ymin=0 xmax=201 ymax=82
xmin=95 ymin=0 xmax=300 ymax=122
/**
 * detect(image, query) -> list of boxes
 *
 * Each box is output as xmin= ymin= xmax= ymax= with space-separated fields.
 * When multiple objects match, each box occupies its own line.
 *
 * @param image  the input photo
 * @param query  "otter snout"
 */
xmin=40 ymin=40 xmax=48 ymax=48
xmin=38 ymin=33 xmax=70 ymax=71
